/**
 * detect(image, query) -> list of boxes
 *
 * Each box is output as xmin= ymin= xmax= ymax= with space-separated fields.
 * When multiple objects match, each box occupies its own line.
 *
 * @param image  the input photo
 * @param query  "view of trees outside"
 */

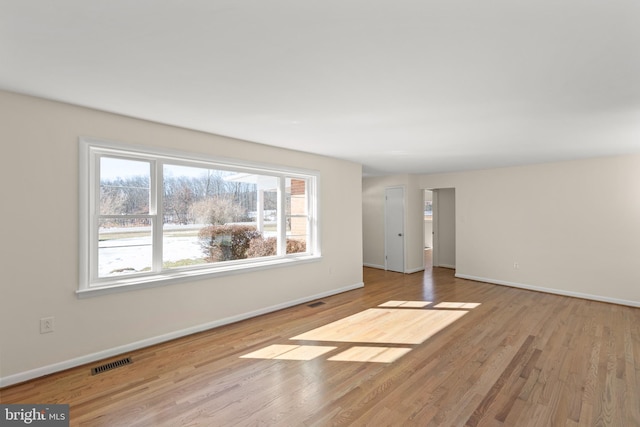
xmin=97 ymin=158 xmax=306 ymax=278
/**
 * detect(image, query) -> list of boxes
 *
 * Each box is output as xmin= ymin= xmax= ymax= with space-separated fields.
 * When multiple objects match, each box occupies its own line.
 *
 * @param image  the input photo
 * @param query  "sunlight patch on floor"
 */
xmin=240 ymin=344 xmax=336 ymax=361
xmin=433 ymin=302 xmax=481 ymax=309
xmin=378 ymin=300 xmax=431 ymax=308
xmin=328 ymin=346 xmax=412 ymax=363
xmin=240 ymin=301 xmax=480 ymax=363
xmin=291 ymin=308 xmax=467 ymax=345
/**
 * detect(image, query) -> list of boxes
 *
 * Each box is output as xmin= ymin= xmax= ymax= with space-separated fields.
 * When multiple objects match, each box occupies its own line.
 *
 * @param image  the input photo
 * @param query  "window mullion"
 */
xmin=309 ymin=206 xmax=314 ymax=254
xmin=152 ymin=160 xmax=163 ymax=272
xmin=89 ymin=151 xmax=101 ymax=284
xmin=308 ymin=177 xmax=317 ymax=256
xmin=277 ymin=176 xmax=286 ymax=256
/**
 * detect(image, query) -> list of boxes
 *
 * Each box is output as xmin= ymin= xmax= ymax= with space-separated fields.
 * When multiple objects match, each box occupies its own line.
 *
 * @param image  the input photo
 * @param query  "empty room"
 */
xmin=1 ymin=1 xmax=639 ymax=426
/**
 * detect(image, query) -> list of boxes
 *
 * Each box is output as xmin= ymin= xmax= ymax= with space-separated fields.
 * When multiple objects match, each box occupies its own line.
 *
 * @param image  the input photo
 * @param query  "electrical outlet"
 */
xmin=513 ymin=262 xmax=519 ymax=269
xmin=40 ymin=317 xmax=55 ymax=334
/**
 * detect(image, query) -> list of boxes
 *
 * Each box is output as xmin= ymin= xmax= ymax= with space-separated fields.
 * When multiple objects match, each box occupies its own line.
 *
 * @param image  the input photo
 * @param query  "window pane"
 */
xmin=163 ymin=223 xmax=207 ymax=269
xmin=162 ymin=165 xmax=280 ymax=267
xmin=100 ymin=157 xmax=150 ymax=215
xmin=286 ymin=177 xmax=308 ymax=254
xmin=98 ymin=218 xmax=152 ymax=277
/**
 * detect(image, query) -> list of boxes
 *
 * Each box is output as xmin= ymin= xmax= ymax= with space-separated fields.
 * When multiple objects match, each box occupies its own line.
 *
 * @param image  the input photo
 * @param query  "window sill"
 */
xmin=77 ymin=255 xmax=322 ymax=298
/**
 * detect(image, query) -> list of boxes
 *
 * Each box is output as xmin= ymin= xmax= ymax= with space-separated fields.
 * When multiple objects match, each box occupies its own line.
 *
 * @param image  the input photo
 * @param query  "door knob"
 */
xmin=398 ymin=233 xmax=403 ymax=236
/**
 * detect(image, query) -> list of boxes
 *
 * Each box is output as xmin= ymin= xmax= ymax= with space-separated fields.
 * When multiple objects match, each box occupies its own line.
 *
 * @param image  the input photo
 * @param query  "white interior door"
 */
xmin=385 ymin=187 xmax=404 ymax=273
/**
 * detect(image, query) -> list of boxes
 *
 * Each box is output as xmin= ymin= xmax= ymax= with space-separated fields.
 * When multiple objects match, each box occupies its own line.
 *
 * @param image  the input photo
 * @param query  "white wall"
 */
xmin=419 ymin=156 xmax=640 ymax=306
xmin=362 ymin=175 xmax=424 ymax=273
xmin=0 ymin=91 xmax=363 ymax=385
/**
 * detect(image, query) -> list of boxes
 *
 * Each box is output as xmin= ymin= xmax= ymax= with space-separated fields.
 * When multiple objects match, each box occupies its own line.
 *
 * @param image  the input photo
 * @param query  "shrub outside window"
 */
xmin=79 ymin=138 xmax=319 ymax=296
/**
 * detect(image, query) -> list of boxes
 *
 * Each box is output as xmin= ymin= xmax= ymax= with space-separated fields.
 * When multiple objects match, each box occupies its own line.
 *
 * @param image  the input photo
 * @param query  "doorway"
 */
xmin=430 ymin=188 xmax=456 ymax=269
xmin=424 ymin=190 xmax=433 ymax=269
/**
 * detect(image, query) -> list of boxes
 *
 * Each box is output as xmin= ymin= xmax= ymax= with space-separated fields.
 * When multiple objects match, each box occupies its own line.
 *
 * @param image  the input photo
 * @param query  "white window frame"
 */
xmin=78 ymin=137 xmax=320 ymax=298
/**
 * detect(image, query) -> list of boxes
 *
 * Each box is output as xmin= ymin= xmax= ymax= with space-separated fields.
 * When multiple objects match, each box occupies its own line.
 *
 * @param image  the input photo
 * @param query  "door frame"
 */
xmin=431 ymin=189 xmax=439 ymax=267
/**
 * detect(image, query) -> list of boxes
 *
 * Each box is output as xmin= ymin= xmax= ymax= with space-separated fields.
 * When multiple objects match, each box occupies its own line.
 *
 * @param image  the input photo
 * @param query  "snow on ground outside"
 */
xmin=99 ymin=235 xmax=202 ymax=277
xmin=98 ymin=224 xmax=276 ymax=277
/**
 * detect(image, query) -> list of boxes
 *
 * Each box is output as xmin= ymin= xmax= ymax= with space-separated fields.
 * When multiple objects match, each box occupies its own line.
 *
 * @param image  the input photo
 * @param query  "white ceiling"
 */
xmin=2 ymin=1 xmax=639 ymax=175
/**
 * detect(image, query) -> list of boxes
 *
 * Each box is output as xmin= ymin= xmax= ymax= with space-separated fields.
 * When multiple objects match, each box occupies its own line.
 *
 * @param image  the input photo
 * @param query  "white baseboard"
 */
xmin=0 ymin=282 xmax=364 ymax=388
xmin=436 ymin=264 xmax=456 ymax=269
xmin=363 ymin=263 xmax=385 ymax=270
xmin=405 ymin=266 xmax=425 ymax=274
xmin=455 ymin=274 xmax=640 ymax=308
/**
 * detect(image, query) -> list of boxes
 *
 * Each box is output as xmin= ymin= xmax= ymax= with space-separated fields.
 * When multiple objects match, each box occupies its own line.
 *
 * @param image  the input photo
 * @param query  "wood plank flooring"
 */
xmin=2 ymin=259 xmax=640 ymax=426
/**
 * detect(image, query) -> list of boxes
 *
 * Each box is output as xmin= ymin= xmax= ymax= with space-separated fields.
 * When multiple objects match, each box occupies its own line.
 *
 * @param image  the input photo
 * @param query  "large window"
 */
xmin=79 ymin=138 xmax=319 ymax=296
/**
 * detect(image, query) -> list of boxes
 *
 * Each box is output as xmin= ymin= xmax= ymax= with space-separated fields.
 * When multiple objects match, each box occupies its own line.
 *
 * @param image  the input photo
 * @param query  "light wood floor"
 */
xmin=2 ymin=260 xmax=640 ymax=426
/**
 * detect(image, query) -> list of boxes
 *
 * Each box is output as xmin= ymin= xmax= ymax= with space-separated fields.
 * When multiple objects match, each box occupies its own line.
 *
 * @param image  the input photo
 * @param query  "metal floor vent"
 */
xmin=91 ymin=357 xmax=132 ymax=375
xmin=308 ymin=301 xmax=326 ymax=308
